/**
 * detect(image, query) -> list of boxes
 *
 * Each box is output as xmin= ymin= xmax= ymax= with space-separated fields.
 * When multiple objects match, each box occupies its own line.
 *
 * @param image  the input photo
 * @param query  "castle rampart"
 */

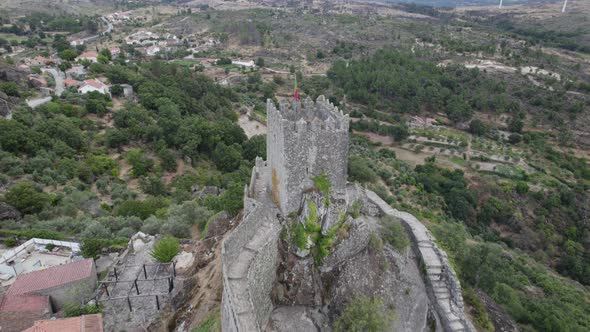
xmin=364 ymin=189 xmax=475 ymax=332
xmin=221 ymin=162 xmax=281 ymax=332
xmin=221 ymin=95 xmax=474 ymax=332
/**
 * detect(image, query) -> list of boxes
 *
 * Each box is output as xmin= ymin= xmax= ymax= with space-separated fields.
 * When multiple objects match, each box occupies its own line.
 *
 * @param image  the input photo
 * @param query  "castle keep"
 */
xmin=266 ymin=96 xmax=349 ymax=215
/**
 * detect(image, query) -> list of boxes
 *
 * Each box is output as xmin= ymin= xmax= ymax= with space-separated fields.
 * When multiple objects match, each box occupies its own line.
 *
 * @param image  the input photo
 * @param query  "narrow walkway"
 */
xmin=365 ymin=190 xmax=474 ymax=332
xmin=223 ymin=163 xmax=281 ymax=331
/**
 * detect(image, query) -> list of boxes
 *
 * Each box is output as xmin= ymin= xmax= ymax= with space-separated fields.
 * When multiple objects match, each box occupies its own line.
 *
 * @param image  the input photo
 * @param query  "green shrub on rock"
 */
xmin=334 ymin=294 xmax=393 ymax=332
xmin=150 ymin=235 xmax=179 ymax=263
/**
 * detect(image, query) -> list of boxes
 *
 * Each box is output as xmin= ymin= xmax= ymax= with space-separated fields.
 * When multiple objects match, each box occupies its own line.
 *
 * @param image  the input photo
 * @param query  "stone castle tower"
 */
xmin=266 ymin=95 xmax=349 ymax=215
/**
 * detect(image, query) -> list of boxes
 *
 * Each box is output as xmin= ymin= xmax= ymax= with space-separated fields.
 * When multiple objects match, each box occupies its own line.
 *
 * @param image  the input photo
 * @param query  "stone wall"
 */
xmin=266 ymin=96 xmax=349 ymax=215
xmin=247 ymin=230 xmax=280 ymax=329
xmin=364 ymin=189 xmax=475 ymax=332
xmin=221 ymin=164 xmax=282 ymax=332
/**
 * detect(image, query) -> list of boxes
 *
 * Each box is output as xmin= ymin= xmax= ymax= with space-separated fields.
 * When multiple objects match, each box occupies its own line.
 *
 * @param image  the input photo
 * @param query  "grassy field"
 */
xmin=0 ymin=33 xmax=27 ymax=42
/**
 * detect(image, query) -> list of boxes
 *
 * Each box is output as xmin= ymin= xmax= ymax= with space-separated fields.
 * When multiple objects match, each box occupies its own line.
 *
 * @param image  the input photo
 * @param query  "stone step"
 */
xmin=431 ymin=280 xmax=447 ymax=288
xmin=434 ymin=286 xmax=449 ymax=294
xmin=449 ymin=320 xmax=465 ymax=332
xmin=417 ymin=240 xmax=432 ymax=248
xmin=437 ymin=299 xmax=452 ymax=314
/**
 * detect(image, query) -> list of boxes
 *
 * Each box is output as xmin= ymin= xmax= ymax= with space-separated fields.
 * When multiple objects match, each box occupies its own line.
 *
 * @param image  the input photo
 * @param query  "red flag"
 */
xmin=294 ymin=75 xmax=299 ymax=101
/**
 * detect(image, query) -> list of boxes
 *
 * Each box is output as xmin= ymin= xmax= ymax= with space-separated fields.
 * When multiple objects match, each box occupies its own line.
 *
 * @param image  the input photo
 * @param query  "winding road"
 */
xmin=26 ymin=68 xmax=64 ymax=109
xmin=25 ymin=14 xmax=113 ymax=110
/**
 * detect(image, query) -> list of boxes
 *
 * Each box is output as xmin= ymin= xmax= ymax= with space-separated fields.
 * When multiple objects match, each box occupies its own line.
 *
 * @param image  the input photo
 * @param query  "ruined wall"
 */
xmin=364 ymin=189 xmax=475 ymax=332
xmin=266 ymin=96 xmax=349 ymax=215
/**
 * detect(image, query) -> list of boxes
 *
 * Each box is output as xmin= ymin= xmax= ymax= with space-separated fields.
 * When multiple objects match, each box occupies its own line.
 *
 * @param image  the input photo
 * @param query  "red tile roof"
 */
xmin=78 ymin=51 xmax=98 ymax=58
xmin=34 ymin=56 xmax=52 ymax=63
xmin=23 ymin=313 xmax=103 ymax=332
xmin=0 ymin=294 xmax=51 ymax=331
xmin=0 ymin=294 xmax=50 ymax=312
xmin=63 ymin=78 xmax=81 ymax=86
xmin=82 ymin=79 xmax=105 ymax=89
xmin=6 ymin=259 xmax=94 ymax=296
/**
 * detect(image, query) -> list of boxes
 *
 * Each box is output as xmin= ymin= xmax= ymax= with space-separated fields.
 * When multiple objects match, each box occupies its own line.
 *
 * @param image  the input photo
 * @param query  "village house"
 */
xmin=78 ymin=79 xmax=108 ymax=94
xmin=0 ymin=259 xmax=97 ymax=331
xmin=24 ymin=313 xmax=104 ymax=332
xmin=70 ymin=39 xmax=85 ymax=47
xmin=76 ymin=51 xmax=98 ymax=63
xmin=64 ymin=78 xmax=83 ymax=88
xmin=109 ymin=47 xmax=121 ymax=57
xmin=0 ymin=293 xmax=52 ymax=331
xmin=29 ymin=56 xmax=55 ymax=67
xmin=232 ymin=59 xmax=256 ymax=67
xmin=119 ymin=84 xmax=134 ymax=98
xmin=5 ymin=258 xmax=97 ymax=310
xmin=145 ymin=46 xmax=161 ymax=57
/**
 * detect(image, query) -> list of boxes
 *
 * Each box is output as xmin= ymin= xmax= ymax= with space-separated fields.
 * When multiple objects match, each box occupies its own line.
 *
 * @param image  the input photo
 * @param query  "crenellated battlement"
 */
xmin=267 ymin=95 xmax=349 ymax=132
xmin=266 ymin=95 xmax=349 ymax=215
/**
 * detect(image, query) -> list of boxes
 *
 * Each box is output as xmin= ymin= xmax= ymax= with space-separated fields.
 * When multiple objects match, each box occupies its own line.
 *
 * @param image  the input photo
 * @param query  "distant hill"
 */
xmin=381 ymin=0 xmax=558 ymax=7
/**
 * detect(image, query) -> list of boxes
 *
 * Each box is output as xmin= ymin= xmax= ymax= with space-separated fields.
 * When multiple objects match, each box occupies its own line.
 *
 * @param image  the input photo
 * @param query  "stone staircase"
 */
xmin=365 ymin=190 xmax=474 ymax=332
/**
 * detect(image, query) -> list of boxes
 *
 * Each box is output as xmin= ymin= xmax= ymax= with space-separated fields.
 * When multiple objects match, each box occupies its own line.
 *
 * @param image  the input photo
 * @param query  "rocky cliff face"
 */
xmin=267 ymin=185 xmax=438 ymax=332
xmin=0 ymin=61 xmax=29 ymax=117
xmin=0 ymin=202 xmax=21 ymax=221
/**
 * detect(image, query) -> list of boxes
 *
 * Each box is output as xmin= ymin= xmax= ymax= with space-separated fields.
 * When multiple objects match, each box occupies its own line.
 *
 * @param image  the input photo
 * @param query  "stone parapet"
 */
xmin=221 ymin=164 xmax=281 ymax=332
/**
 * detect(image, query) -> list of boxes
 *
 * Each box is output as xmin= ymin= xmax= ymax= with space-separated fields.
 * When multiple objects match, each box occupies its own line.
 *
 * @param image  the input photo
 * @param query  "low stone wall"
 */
xmin=365 ymin=189 xmax=475 ymax=332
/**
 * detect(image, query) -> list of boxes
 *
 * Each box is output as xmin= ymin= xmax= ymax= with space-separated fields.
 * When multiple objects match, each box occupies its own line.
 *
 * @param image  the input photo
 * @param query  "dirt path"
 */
xmin=238 ymin=113 xmax=266 ymax=138
xmin=163 ymin=158 xmax=184 ymax=185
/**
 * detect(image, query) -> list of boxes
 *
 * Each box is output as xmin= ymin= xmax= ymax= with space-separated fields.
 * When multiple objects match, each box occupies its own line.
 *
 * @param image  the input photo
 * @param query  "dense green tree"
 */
xmin=348 ymin=155 xmax=377 ymax=183
xmin=242 ymin=135 xmax=266 ymax=161
xmin=5 ymin=182 xmax=50 ymax=215
xmin=58 ymin=49 xmax=77 ymax=61
xmin=469 ymin=119 xmax=488 ymax=136
xmin=110 ymin=84 xmax=123 ymax=97
xmin=212 ymin=142 xmax=242 ymax=172
xmin=126 ymin=148 xmax=153 ymax=177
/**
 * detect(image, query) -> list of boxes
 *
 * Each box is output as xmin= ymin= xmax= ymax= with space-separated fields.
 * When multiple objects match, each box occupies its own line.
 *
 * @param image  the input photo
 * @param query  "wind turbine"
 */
xmin=499 ymin=0 xmax=503 ymax=9
xmin=562 ymin=0 xmax=568 ymax=13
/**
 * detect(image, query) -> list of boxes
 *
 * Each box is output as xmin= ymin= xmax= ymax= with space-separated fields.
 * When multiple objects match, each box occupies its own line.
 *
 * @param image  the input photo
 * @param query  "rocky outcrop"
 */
xmin=0 ymin=202 xmax=21 ymax=221
xmin=476 ymin=289 xmax=519 ymax=332
xmin=204 ymin=211 xmax=230 ymax=239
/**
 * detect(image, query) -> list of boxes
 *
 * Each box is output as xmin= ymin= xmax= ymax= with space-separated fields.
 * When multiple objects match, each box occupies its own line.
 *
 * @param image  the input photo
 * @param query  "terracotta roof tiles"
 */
xmin=23 ymin=313 xmax=103 ymax=332
xmin=0 ymin=294 xmax=50 ymax=313
xmin=6 ymin=258 xmax=94 ymax=296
